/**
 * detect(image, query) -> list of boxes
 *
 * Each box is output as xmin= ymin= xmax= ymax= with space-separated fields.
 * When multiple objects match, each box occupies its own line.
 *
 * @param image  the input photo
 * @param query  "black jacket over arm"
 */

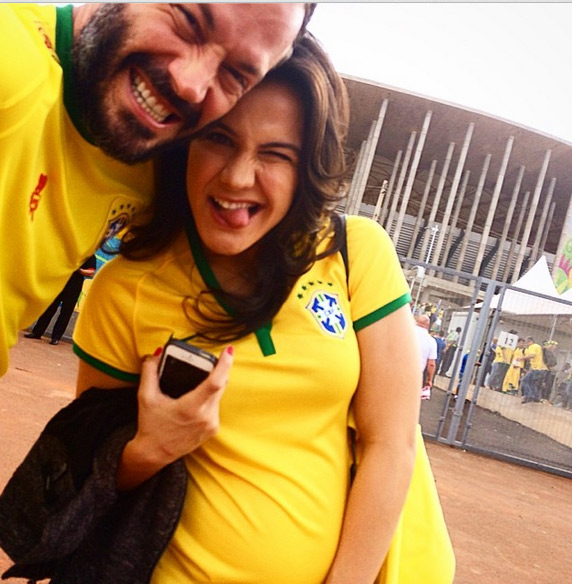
xmin=0 ymin=387 xmax=187 ymax=583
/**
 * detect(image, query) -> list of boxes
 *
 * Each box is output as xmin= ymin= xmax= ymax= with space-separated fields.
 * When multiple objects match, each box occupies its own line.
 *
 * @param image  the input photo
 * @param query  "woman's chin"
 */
xmin=203 ymin=238 xmax=255 ymax=259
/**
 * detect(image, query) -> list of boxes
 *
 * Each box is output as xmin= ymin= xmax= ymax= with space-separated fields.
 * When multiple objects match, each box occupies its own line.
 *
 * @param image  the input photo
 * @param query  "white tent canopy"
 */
xmin=489 ymin=256 xmax=572 ymax=315
xmin=559 ymin=285 xmax=572 ymax=303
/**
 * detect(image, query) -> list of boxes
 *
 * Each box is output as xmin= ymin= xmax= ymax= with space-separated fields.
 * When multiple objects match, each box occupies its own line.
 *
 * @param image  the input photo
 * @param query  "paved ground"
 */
xmin=0 ymin=332 xmax=571 ymax=583
xmin=420 ymin=380 xmax=572 ymax=474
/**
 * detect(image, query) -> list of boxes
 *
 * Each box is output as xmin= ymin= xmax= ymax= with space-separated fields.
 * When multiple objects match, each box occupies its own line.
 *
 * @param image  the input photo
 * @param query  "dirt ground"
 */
xmin=0 ymin=331 xmax=570 ymax=583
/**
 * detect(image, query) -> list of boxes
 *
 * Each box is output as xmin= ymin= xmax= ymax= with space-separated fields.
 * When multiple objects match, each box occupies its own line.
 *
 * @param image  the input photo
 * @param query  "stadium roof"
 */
xmin=342 ymin=74 xmax=572 ymax=255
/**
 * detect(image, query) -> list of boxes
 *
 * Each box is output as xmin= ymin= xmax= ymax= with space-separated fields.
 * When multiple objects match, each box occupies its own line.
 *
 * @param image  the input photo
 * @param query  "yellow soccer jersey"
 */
xmin=493 ymin=345 xmax=513 ymax=364
xmin=0 ymin=4 xmax=154 ymax=375
xmin=74 ymin=215 xmax=411 ymax=583
xmin=511 ymin=346 xmax=526 ymax=368
xmin=527 ymin=343 xmax=548 ymax=371
xmin=492 ymin=345 xmax=504 ymax=363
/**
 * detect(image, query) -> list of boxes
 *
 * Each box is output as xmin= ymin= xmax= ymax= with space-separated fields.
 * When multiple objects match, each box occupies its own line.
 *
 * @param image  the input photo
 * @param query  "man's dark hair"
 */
xmin=300 ymin=4 xmax=317 ymax=38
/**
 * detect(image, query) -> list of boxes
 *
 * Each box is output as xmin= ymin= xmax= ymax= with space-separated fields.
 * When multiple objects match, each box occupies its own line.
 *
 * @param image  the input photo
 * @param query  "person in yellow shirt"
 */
xmin=519 ymin=336 xmax=548 ymax=403
xmin=0 ymin=3 xmax=312 ymax=376
xmin=69 ymin=36 xmax=453 ymax=583
xmin=488 ymin=342 xmax=514 ymax=391
xmin=502 ymin=337 xmax=526 ymax=395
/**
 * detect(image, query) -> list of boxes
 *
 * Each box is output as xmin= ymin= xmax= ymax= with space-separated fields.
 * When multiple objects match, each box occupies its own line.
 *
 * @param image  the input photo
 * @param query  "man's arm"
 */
xmin=425 ymin=359 xmax=436 ymax=385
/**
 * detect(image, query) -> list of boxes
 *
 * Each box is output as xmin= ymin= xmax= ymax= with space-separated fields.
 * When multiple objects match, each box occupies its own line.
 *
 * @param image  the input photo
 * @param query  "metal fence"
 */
xmin=407 ymin=259 xmax=572 ymax=479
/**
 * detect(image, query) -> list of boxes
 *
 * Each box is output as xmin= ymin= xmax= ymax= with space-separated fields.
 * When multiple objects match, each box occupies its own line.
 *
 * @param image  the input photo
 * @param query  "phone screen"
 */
xmin=159 ymin=355 xmax=211 ymax=398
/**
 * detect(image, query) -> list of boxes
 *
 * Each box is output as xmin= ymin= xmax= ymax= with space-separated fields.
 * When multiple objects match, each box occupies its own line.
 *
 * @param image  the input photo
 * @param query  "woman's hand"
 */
xmin=117 ymin=346 xmax=234 ymax=490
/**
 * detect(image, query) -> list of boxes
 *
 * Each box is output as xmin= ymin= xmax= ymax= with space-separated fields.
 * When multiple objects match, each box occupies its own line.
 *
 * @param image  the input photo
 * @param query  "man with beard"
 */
xmin=0 ymin=3 xmax=313 ymax=376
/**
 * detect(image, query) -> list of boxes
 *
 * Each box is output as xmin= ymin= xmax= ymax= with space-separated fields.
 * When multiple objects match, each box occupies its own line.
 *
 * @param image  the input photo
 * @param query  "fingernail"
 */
xmin=226 ymin=345 xmax=234 ymax=356
xmin=154 ymin=347 xmax=163 ymax=357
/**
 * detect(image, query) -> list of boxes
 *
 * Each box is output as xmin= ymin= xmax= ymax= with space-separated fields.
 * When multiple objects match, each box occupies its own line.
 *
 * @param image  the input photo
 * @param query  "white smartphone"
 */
xmin=158 ymin=339 xmax=218 ymax=398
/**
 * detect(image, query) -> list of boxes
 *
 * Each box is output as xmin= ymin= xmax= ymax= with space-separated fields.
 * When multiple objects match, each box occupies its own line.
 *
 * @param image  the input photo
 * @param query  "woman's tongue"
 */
xmin=217 ymin=204 xmax=252 ymax=228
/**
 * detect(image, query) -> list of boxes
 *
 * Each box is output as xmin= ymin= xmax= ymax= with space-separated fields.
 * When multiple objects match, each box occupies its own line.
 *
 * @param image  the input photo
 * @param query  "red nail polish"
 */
xmin=226 ymin=345 xmax=234 ymax=356
xmin=154 ymin=347 xmax=163 ymax=357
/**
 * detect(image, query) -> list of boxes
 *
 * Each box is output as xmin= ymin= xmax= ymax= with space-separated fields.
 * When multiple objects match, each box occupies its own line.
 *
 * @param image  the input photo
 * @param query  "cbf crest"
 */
xmin=100 ymin=200 xmax=139 ymax=246
xmin=306 ymin=290 xmax=347 ymax=338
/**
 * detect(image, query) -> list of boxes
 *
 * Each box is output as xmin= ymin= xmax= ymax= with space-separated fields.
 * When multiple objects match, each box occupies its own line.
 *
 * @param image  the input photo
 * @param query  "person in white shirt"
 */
xmin=415 ymin=314 xmax=438 ymax=399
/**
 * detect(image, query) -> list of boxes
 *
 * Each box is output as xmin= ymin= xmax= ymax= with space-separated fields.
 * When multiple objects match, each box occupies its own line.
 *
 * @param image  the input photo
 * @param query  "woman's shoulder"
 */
xmin=344 ymin=215 xmax=394 ymax=253
xmin=95 ymin=236 xmax=191 ymax=288
xmin=93 ymin=254 xmax=150 ymax=285
xmin=346 ymin=214 xmax=388 ymax=236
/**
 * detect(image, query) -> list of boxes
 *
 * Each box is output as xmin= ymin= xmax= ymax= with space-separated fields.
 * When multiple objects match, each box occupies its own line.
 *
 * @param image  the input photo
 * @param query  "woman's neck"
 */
xmin=206 ymin=248 xmax=258 ymax=296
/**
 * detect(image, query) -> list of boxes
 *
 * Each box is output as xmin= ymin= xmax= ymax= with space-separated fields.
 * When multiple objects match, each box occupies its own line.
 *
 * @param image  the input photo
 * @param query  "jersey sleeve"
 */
xmin=72 ymin=258 xmax=142 ymax=383
xmin=0 ymin=5 xmax=57 ymax=132
xmin=345 ymin=216 xmax=411 ymax=332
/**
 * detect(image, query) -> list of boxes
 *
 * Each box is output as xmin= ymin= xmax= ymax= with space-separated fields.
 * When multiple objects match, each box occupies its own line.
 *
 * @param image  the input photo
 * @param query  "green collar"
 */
xmin=184 ymin=212 xmax=224 ymax=304
xmin=55 ymin=5 xmax=95 ymax=144
xmin=184 ymin=214 xmax=276 ymax=356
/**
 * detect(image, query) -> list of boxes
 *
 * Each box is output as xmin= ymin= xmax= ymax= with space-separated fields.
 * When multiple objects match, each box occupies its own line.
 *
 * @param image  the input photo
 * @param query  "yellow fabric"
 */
xmin=527 ymin=343 xmax=547 ymax=371
xmin=0 ymin=4 xmax=154 ymax=375
xmin=75 ymin=215 xmax=416 ymax=582
xmin=502 ymin=346 xmax=525 ymax=392
xmin=376 ymin=427 xmax=456 ymax=584
xmin=493 ymin=345 xmax=513 ymax=364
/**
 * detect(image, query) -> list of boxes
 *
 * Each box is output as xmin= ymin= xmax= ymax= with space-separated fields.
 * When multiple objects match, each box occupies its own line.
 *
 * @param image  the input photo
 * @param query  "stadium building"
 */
xmin=340 ymin=74 xmax=572 ymax=301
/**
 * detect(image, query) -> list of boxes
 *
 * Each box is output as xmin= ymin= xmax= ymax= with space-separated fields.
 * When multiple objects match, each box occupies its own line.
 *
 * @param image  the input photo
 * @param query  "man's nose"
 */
xmin=220 ymin=154 xmax=256 ymax=190
xmin=170 ymin=46 xmax=223 ymax=104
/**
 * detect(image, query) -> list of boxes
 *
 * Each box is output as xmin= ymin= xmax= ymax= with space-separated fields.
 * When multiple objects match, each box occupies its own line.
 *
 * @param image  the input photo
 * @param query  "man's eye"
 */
xmin=172 ymin=4 xmax=203 ymax=41
xmin=228 ymin=68 xmax=249 ymax=90
xmin=220 ymin=66 xmax=249 ymax=95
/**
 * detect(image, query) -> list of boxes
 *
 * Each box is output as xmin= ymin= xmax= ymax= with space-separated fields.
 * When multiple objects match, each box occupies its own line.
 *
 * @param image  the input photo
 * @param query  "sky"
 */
xmin=307 ymin=2 xmax=572 ymax=144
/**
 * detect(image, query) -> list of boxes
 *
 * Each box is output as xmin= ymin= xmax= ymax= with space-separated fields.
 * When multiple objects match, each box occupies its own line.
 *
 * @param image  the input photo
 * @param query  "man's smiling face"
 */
xmin=72 ymin=3 xmax=305 ymax=164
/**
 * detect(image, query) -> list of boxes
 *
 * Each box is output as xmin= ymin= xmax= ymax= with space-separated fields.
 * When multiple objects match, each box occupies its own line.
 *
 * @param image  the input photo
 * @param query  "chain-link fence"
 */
xmin=406 ymin=259 xmax=572 ymax=478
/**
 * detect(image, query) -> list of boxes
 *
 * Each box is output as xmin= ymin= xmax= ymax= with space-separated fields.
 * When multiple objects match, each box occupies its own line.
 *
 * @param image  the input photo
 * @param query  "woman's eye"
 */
xmin=261 ymin=150 xmax=297 ymax=164
xmin=204 ymin=131 xmax=233 ymax=147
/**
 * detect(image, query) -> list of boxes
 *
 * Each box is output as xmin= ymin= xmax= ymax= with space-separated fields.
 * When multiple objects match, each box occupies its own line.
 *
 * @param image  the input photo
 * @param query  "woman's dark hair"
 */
xmin=120 ymin=33 xmax=351 ymax=342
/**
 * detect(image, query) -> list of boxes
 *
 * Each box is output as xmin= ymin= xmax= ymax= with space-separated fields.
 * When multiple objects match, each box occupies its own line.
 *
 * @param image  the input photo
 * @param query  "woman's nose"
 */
xmin=219 ymin=155 xmax=256 ymax=190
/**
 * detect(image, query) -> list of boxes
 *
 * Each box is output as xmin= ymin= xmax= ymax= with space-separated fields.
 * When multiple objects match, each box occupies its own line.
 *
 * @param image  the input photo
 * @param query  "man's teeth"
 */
xmin=132 ymin=73 xmax=170 ymax=123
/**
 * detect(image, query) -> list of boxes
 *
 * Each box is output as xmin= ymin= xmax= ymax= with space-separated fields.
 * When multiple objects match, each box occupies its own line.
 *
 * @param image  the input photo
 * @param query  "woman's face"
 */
xmin=186 ymin=80 xmax=303 ymax=258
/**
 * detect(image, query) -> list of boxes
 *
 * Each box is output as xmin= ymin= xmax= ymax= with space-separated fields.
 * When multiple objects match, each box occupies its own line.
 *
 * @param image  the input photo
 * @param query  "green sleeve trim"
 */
xmin=73 ymin=343 xmax=141 ymax=383
xmin=353 ymin=292 xmax=411 ymax=332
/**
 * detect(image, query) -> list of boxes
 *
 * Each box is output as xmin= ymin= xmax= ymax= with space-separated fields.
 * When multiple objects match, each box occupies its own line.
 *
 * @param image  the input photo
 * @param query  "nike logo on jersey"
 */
xmin=29 ymin=174 xmax=48 ymax=220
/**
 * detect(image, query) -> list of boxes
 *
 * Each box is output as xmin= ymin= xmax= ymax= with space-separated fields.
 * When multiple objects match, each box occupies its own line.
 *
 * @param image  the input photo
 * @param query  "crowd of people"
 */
xmin=483 ymin=336 xmax=560 ymax=404
xmin=428 ymin=325 xmax=568 ymax=407
xmin=412 ymin=299 xmax=572 ymax=410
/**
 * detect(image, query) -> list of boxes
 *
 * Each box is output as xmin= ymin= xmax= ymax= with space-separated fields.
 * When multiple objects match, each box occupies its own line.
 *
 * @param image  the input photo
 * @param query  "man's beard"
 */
xmin=71 ymin=4 xmax=199 ymax=164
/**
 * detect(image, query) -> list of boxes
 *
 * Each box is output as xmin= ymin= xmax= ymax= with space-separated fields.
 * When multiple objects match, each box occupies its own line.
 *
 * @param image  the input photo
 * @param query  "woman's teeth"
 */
xmin=213 ymin=198 xmax=259 ymax=217
xmin=214 ymin=199 xmax=253 ymax=210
